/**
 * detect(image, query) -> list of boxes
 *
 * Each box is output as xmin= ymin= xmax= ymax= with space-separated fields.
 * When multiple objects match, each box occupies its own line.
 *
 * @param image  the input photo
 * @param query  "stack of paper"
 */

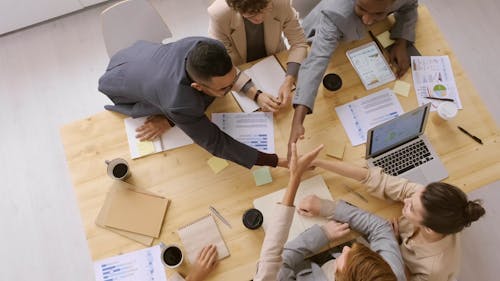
xmin=96 ymin=181 xmax=170 ymax=245
xmin=232 ymin=55 xmax=285 ymax=112
xmin=124 ymin=116 xmax=193 ymax=159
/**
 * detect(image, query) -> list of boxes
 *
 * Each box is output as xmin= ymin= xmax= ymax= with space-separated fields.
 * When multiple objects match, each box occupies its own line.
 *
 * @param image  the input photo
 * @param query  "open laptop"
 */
xmin=366 ymin=103 xmax=448 ymax=185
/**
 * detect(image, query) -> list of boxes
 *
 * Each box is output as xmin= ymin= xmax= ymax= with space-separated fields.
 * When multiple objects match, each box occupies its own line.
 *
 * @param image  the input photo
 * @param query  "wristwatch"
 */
xmin=253 ymin=90 xmax=262 ymax=102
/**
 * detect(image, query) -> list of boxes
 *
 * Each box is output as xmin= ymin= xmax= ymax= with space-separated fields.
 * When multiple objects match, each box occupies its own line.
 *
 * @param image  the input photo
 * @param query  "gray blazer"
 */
xmin=294 ymin=0 xmax=418 ymax=112
xmin=98 ymin=37 xmax=260 ymax=168
xmin=279 ymin=200 xmax=406 ymax=281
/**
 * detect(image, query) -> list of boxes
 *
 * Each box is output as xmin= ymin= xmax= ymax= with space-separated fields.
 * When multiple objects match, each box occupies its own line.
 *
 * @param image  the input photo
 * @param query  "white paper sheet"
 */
xmin=94 ymin=245 xmax=167 ymax=281
xmin=211 ymin=112 xmax=275 ymax=153
xmin=124 ymin=117 xmax=193 ymax=159
xmin=232 ymin=56 xmax=285 ymax=112
xmin=411 ymin=56 xmax=462 ymax=111
xmin=335 ymin=88 xmax=404 ymax=146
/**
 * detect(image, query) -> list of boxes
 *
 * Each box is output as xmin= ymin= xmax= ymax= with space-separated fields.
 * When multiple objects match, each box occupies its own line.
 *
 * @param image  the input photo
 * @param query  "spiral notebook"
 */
xmin=177 ymin=214 xmax=230 ymax=264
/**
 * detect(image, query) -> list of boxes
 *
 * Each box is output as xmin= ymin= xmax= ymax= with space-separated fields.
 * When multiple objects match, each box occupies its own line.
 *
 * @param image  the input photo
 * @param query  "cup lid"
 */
xmin=322 ymin=73 xmax=342 ymax=91
xmin=438 ymin=102 xmax=458 ymax=119
xmin=242 ymin=208 xmax=263 ymax=230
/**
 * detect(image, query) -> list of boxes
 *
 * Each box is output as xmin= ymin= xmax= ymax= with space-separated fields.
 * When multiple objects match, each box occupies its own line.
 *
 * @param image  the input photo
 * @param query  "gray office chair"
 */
xmin=292 ymin=0 xmax=321 ymax=19
xmin=101 ymin=0 xmax=172 ymax=57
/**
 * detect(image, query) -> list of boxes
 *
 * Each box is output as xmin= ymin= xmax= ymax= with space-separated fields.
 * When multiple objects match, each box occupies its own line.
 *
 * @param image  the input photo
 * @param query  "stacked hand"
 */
xmin=135 ymin=115 xmax=171 ymax=141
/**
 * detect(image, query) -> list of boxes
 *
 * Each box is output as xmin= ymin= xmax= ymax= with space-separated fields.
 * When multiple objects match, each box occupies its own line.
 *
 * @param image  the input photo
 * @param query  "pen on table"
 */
xmin=342 ymin=184 xmax=368 ymax=203
xmin=457 ymin=126 xmax=483 ymax=145
xmin=209 ymin=206 xmax=232 ymax=229
xmin=425 ymin=96 xmax=455 ymax=102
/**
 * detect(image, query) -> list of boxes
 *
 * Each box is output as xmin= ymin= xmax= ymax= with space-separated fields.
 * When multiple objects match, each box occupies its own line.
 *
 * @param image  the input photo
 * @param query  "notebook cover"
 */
xmin=177 ymin=214 xmax=230 ymax=264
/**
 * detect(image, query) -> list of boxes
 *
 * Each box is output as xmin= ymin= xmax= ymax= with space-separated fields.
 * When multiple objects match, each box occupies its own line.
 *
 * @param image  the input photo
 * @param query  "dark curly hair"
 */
xmin=226 ymin=0 xmax=270 ymax=14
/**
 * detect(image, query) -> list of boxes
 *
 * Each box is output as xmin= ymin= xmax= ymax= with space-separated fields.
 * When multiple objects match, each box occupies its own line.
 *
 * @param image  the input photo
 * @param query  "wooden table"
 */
xmin=60 ymin=6 xmax=499 ymax=280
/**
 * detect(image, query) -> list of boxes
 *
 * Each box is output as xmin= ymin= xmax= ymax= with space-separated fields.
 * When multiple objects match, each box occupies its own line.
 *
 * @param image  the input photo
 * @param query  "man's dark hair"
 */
xmin=226 ymin=0 xmax=270 ymax=14
xmin=421 ymin=182 xmax=485 ymax=234
xmin=186 ymin=41 xmax=232 ymax=83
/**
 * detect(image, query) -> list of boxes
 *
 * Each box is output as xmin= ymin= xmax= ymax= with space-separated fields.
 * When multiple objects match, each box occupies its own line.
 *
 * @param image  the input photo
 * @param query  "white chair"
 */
xmin=101 ymin=0 xmax=172 ymax=57
xmin=292 ymin=0 xmax=321 ymax=19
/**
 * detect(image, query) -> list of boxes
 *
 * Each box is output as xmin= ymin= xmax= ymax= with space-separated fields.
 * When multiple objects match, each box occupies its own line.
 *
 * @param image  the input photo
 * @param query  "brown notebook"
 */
xmin=99 ymin=181 xmax=169 ymax=239
xmin=96 ymin=181 xmax=169 ymax=245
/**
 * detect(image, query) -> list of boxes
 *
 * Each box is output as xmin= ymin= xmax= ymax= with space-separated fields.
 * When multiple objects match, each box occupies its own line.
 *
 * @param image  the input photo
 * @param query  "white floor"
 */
xmin=0 ymin=1 xmax=498 ymax=280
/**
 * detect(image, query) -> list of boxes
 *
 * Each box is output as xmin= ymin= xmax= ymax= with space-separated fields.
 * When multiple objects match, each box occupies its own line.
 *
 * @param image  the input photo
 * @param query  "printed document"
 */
xmin=125 ymin=116 xmax=193 ymax=159
xmin=411 ymin=56 xmax=462 ymax=111
xmin=212 ymin=112 xmax=275 ymax=153
xmin=232 ymin=55 xmax=285 ymax=112
xmin=335 ymin=88 xmax=404 ymax=146
xmin=94 ymin=245 xmax=167 ymax=281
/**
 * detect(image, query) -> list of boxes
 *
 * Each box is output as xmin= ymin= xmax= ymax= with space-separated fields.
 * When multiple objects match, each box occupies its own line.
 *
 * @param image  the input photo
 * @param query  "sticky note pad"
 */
xmin=326 ymin=141 xmax=345 ymax=159
xmin=137 ymin=141 xmax=155 ymax=156
xmin=207 ymin=157 xmax=229 ymax=174
xmin=253 ymin=167 xmax=273 ymax=186
xmin=393 ymin=80 xmax=411 ymax=97
xmin=377 ymin=31 xmax=395 ymax=48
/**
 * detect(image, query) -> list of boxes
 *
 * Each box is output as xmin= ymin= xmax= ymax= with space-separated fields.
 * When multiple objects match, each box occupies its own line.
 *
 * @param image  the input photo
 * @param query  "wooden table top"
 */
xmin=60 ymin=5 xmax=499 ymax=280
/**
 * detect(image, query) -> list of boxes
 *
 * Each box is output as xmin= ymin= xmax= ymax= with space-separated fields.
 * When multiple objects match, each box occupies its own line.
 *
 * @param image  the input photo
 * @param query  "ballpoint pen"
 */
xmin=457 ymin=126 xmax=483 ymax=145
xmin=209 ymin=206 xmax=232 ymax=228
xmin=425 ymin=96 xmax=455 ymax=102
xmin=342 ymin=184 xmax=368 ymax=203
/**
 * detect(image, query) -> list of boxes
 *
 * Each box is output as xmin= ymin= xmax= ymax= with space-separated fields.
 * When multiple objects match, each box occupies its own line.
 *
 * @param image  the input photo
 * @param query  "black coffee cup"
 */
xmin=161 ymin=244 xmax=183 ymax=268
xmin=242 ymin=208 xmax=263 ymax=230
xmin=322 ymin=73 xmax=342 ymax=91
xmin=105 ymin=158 xmax=130 ymax=180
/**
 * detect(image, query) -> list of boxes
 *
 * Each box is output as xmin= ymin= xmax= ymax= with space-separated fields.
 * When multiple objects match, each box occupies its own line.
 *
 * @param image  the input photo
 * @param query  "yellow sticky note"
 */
xmin=207 ymin=157 xmax=229 ymax=174
xmin=393 ymin=80 xmax=411 ymax=97
xmin=377 ymin=31 xmax=395 ymax=48
xmin=253 ymin=167 xmax=273 ymax=186
xmin=326 ymin=141 xmax=345 ymax=159
xmin=137 ymin=141 xmax=155 ymax=156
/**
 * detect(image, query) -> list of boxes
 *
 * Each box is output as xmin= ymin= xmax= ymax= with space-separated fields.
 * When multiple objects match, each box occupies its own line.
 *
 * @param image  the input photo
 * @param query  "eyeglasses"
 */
xmin=200 ymin=71 xmax=239 ymax=95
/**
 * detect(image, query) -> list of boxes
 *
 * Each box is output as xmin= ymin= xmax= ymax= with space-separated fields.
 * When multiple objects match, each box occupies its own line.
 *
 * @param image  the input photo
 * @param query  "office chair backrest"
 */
xmin=101 ymin=0 xmax=172 ymax=57
xmin=292 ymin=0 xmax=321 ymax=19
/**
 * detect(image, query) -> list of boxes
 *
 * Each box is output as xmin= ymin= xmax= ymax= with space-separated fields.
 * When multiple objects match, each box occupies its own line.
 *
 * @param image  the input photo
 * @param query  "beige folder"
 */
xmin=96 ymin=181 xmax=169 ymax=243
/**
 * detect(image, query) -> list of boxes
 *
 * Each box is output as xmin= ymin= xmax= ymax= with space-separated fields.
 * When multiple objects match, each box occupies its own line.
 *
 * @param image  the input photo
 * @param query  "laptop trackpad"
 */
xmin=402 ymin=169 xmax=429 ymax=185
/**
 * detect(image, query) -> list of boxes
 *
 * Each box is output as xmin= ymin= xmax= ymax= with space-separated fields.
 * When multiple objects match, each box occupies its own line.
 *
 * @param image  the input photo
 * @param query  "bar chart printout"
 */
xmin=94 ymin=245 xmax=167 ymax=281
xmin=212 ymin=112 xmax=275 ymax=153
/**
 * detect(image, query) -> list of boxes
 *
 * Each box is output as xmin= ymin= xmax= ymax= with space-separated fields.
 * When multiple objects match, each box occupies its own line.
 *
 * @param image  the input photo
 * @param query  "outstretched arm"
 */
xmin=253 ymin=143 xmax=323 ymax=281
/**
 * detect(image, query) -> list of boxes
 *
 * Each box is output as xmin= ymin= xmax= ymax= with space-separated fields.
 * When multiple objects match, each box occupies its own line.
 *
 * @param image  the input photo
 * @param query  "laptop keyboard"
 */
xmin=373 ymin=140 xmax=434 ymax=176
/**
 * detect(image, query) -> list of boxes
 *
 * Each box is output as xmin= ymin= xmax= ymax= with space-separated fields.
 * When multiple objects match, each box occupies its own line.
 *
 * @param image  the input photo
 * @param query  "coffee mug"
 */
xmin=161 ymin=244 xmax=184 ymax=269
xmin=105 ymin=158 xmax=130 ymax=180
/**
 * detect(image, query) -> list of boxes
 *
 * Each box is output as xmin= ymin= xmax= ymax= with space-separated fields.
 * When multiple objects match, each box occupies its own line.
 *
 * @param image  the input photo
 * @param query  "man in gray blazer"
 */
xmin=98 ymin=37 xmax=285 ymax=169
xmin=288 ymin=0 xmax=418 ymax=156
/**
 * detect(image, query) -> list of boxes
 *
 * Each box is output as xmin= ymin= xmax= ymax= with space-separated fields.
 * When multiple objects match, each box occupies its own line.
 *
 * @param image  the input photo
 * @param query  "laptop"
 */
xmin=366 ymin=103 xmax=448 ymax=185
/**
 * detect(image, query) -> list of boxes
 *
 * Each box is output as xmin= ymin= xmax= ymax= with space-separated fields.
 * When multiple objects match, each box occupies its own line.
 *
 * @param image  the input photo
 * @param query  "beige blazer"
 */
xmin=208 ymin=0 xmax=308 ymax=91
xmin=362 ymin=167 xmax=460 ymax=281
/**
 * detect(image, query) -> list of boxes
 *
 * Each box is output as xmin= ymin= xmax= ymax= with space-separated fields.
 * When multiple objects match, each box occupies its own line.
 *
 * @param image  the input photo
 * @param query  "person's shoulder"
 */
xmin=207 ymin=0 xmax=233 ymax=19
xmin=318 ymin=0 xmax=356 ymax=16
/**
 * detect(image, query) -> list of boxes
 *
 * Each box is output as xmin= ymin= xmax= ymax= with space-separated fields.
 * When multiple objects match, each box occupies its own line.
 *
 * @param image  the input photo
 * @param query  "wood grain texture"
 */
xmin=60 ymin=6 xmax=499 ymax=280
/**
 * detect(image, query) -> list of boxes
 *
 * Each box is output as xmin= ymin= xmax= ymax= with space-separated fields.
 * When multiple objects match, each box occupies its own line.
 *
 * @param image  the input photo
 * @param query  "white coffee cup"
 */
xmin=436 ymin=102 xmax=458 ymax=121
xmin=105 ymin=158 xmax=130 ymax=180
xmin=160 ymin=244 xmax=184 ymax=269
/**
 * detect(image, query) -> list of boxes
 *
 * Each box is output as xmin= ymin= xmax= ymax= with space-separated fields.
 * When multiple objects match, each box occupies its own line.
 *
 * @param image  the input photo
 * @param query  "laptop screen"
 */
xmin=367 ymin=104 xmax=430 ymax=158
